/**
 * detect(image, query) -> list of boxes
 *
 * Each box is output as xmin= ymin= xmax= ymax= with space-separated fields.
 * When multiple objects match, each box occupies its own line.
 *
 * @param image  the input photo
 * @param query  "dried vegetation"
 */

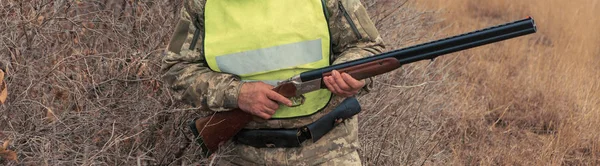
xmin=0 ymin=0 xmax=598 ymax=165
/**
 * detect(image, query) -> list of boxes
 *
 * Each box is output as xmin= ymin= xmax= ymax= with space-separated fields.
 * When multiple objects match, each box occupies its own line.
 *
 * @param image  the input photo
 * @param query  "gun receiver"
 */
xmin=190 ymin=17 xmax=537 ymax=155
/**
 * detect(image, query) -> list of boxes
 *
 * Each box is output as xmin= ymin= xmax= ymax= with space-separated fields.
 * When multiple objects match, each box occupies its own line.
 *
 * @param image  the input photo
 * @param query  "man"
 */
xmin=162 ymin=0 xmax=384 ymax=165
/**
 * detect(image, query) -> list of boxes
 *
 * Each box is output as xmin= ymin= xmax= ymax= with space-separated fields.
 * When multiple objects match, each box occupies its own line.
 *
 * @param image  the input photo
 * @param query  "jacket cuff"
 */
xmin=223 ymin=80 xmax=243 ymax=109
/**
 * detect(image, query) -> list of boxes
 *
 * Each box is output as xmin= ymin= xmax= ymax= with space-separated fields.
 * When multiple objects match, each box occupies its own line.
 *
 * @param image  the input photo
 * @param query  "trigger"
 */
xmin=288 ymin=95 xmax=306 ymax=107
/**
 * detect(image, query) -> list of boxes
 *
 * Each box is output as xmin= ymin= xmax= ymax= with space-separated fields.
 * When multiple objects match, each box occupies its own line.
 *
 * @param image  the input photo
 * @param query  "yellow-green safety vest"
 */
xmin=203 ymin=0 xmax=332 ymax=118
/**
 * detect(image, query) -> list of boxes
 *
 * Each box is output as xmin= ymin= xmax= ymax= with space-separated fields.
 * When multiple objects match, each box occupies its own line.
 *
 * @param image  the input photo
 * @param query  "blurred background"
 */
xmin=0 ymin=0 xmax=598 ymax=165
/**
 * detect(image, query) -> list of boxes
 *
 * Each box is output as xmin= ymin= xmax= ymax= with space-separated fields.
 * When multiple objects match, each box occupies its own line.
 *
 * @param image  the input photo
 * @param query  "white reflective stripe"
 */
xmin=242 ymin=80 xmax=282 ymax=86
xmin=216 ymin=39 xmax=323 ymax=75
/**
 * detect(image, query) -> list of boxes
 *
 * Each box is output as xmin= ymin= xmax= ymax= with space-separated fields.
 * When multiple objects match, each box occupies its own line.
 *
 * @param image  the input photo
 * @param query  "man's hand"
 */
xmin=238 ymin=82 xmax=293 ymax=119
xmin=323 ymin=70 xmax=365 ymax=97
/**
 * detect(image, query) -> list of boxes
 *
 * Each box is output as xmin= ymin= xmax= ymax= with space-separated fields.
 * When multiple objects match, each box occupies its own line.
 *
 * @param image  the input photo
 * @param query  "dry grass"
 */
xmin=1 ymin=0 xmax=598 ymax=165
xmin=359 ymin=0 xmax=600 ymax=165
xmin=407 ymin=0 xmax=600 ymax=165
xmin=358 ymin=1 xmax=451 ymax=165
xmin=0 ymin=1 xmax=208 ymax=165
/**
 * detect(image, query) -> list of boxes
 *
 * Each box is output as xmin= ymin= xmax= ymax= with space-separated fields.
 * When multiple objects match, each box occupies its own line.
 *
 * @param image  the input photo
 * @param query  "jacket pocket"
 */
xmin=354 ymin=3 xmax=379 ymax=40
xmin=167 ymin=19 xmax=191 ymax=54
xmin=338 ymin=0 xmax=363 ymax=40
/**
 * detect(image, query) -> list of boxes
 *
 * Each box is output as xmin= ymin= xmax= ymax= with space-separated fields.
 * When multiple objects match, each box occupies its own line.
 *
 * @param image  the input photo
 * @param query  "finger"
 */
xmin=254 ymin=111 xmax=272 ymax=120
xmin=264 ymin=100 xmax=280 ymax=111
xmin=327 ymin=76 xmax=343 ymax=94
xmin=323 ymin=76 xmax=337 ymax=93
xmin=332 ymin=70 xmax=352 ymax=91
xmin=266 ymin=91 xmax=293 ymax=106
xmin=262 ymin=105 xmax=277 ymax=115
xmin=328 ymin=77 xmax=354 ymax=96
xmin=341 ymin=73 xmax=365 ymax=90
xmin=250 ymin=105 xmax=272 ymax=119
xmin=330 ymin=78 xmax=353 ymax=96
xmin=330 ymin=78 xmax=346 ymax=94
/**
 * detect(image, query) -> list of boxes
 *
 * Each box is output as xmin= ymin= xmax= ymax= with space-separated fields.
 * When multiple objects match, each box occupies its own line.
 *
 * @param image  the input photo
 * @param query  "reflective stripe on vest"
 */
xmin=204 ymin=0 xmax=332 ymax=118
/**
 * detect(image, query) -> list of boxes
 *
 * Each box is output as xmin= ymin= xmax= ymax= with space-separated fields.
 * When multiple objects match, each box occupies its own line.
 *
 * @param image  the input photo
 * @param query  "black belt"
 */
xmin=233 ymin=97 xmax=361 ymax=148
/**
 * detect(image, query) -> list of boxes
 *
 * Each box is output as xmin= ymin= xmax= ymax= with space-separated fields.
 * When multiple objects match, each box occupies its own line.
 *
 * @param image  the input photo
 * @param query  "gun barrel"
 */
xmin=300 ymin=17 xmax=537 ymax=81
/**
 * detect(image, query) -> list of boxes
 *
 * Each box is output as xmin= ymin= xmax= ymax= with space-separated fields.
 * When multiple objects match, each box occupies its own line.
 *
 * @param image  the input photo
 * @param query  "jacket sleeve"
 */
xmin=327 ymin=0 xmax=386 ymax=92
xmin=161 ymin=6 xmax=242 ymax=112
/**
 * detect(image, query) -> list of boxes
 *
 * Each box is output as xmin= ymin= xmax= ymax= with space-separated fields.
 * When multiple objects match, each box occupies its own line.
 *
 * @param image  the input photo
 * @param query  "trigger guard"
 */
xmin=289 ymin=95 xmax=306 ymax=107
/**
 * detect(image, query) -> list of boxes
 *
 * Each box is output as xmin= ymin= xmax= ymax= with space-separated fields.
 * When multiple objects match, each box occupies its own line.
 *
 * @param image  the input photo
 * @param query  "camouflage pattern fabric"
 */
xmin=216 ymin=118 xmax=361 ymax=166
xmin=162 ymin=0 xmax=384 ymax=165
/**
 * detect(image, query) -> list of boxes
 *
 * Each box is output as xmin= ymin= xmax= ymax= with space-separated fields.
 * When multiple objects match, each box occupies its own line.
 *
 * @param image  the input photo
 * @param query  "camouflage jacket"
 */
xmin=162 ymin=0 xmax=384 ymax=129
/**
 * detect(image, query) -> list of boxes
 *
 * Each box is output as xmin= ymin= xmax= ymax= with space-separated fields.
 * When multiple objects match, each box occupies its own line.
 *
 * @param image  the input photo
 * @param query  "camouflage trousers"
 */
xmin=214 ymin=118 xmax=361 ymax=166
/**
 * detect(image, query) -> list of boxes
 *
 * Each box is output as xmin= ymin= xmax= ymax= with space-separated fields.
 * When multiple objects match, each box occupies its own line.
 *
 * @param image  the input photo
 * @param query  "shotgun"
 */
xmin=190 ymin=17 xmax=537 ymax=155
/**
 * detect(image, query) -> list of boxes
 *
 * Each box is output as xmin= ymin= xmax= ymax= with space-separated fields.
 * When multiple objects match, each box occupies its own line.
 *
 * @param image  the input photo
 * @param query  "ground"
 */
xmin=1 ymin=0 xmax=599 ymax=165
